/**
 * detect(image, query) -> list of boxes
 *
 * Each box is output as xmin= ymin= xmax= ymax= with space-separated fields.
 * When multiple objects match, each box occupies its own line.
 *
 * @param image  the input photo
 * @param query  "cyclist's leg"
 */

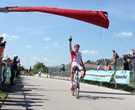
xmin=77 ymin=65 xmax=85 ymax=82
xmin=70 ymin=62 xmax=79 ymax=89
xmin=70 ymin=63 xmax=76 ymax=90
xmin=79 ymin=70 xmax=85 ymax=82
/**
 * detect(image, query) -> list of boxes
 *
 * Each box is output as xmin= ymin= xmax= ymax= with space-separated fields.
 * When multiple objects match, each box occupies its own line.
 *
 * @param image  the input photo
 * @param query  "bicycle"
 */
xmin=71 ymin=66 xmax=80 ymax=99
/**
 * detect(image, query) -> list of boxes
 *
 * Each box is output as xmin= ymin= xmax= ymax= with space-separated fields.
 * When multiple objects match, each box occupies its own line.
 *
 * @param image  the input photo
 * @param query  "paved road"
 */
xmin=1 ymin=75 xmax=135 ymax=110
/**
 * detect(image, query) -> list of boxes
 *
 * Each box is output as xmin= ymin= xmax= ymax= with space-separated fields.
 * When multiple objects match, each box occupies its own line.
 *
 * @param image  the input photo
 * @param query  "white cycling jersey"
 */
xmin=70 ymin=51 xmax=83 ymax=70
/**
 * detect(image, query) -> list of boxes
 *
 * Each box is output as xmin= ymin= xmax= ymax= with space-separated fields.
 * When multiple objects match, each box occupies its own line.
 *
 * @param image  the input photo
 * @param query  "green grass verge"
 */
xmin=0 ymin=91 xmax=7 ymax=100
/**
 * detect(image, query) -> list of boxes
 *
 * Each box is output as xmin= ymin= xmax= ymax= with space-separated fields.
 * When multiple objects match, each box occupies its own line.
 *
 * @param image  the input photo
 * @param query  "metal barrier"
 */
xmin=48 ymin=71 xmax=71 ymax=79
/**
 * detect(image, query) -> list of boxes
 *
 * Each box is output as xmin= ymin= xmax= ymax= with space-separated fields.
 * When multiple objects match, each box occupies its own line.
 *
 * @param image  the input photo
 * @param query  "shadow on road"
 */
xmin=78 ymin=90 xmax=133 ymax=100
xmin=80 ymin=90 xmax=134 ymax=96
xmin=0 ymin=76 xmax=49 ymax=110
xmin=79 ymin=95 xmax=124 ymax=100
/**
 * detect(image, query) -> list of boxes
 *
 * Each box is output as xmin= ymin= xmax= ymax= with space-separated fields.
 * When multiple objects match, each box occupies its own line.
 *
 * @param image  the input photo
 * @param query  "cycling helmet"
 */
xmin=74 ymin=44 xmax=80 ymax=48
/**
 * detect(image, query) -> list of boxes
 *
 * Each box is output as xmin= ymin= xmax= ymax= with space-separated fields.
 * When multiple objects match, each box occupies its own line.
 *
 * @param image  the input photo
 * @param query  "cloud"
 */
xmin=89 ymin=50 xmax=99 ymax=55
xmin=31 ymin=57 xmax=40 ymax=61
xmin=82 ymin=50 xmax=89 ymax=54
xmin=26 ymin=45 xmax=33 ymax=48
xmin=40 ymin=46 xmax=49 ymax=50
xmin=1 ymin=33 xmax=20 ymax=40
xmin=52 ymin=42 xmax=60 ymax=48
xmin=82 ymin=50 xmax=99 ymax=55
xmin=43 ymin=57 xmax=48 ymax=61
xmin=116 ymin=32 xmax=133 ymax=38
xmin=44 ymin=37 xmax=51 ymax=41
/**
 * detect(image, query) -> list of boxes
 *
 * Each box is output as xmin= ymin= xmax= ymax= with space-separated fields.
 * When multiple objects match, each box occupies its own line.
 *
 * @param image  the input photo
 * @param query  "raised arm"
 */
xmin=69 ymin=35 xmax=73 ymax=53
xmin=127 ymin=55 xmax=135 ymax=59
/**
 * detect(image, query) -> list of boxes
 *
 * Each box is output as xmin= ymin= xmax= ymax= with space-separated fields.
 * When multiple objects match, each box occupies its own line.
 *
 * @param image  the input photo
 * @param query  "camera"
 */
xmin=0 ymin=41 xmax=6 ymax=47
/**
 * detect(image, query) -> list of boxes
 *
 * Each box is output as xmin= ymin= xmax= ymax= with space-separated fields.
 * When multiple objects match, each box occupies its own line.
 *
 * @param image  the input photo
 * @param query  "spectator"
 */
xmin=10 ymin=55 xmax=18 ymax=85
xmin=122 ymin=57 xmax=130 ymax=72
xmin=104 ymin=61 xmax=112 ymax=87
xmin=96 ymin=62 xmax=103 ymax=70
xmin=1 ymin=62 xmax=6 ymax=84
xmin=16 ymin=59 xmax=21 ymax=78
xmin=49 ymin=70 xmax=52 ymax=77
xmin=126 ymin=48 xmax=135 ymax=72
xmin=96 ymin=62 xmax=103 ymax=86
xmin=127 ymin=54 xmax=132 ymax=71
xmin=0 ymin=36 xmax=6 ymax=61
xmin=112 ymin=50 xmax=119 ymax=70
xmin=0 ymin=36 xmax=6 ymax=84
xmin=104 ymin=61 xmax=112 ymax=70
xmin=60 ymin=63 xmax=65 ymax=72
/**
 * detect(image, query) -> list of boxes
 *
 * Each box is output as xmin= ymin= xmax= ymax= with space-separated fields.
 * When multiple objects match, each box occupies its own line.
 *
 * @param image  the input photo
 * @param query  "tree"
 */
xmin=29 ymin=62 xmax=46 ymax=74
xmin=85 ymin=60 xmax=91 ymax=64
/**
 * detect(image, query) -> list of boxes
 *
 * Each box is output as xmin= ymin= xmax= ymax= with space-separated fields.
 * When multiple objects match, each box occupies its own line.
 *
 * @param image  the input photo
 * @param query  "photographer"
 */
xmin=125 ymin=48 xmax=135 ymax=71
xmin=0 ymin=36 xmax=6 ymax=84
xmin=0 ymin=36 xmax=6 ymax=61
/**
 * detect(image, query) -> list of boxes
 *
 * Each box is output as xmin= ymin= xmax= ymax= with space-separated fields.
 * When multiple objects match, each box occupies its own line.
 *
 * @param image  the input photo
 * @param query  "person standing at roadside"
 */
xmin=16 ymin=59 xmax=21 ymax=78
xmin=104 ymin=61 xmax=112 ymax=87
xmin=104 ymin=61 xmax=112 ymax=70
xmin=112 ymin=50 xmax=119 ymax=70
xmin=10 ymin=55 xmax=18 ymax=85
xmin=96 ymin=62 xmax=103 ymax=70
xmin=96 ymin=62 xmax=103 ymax=86
xmin=0 ymin=36 xmax=6 ymax=83
xmin=122 ymin=57 xmax=130 ymax=72
xmin=126 ymin=48 xmax=135 ymax=72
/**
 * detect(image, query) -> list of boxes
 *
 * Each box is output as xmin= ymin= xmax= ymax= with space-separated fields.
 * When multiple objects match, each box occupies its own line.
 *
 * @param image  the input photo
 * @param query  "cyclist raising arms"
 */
xmin=69 ymin=36 xmax=86 ymax=90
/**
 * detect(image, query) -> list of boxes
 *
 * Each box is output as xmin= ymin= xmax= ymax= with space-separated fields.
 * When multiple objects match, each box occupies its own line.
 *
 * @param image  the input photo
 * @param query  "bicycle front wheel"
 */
xmin=71 ymin=89 xmax=75 ymax=96
xmin=75 ymin=86 xmax=79 ymax=99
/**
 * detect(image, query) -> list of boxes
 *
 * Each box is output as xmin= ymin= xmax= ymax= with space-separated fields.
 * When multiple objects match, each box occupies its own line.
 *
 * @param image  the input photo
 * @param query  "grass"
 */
xmin=0 ymin=91 xmax=7 ymax=100
xmin=0 ymin=80 xmax=12 ymax=100
xmin=1 ymin=82 xmax=12 ymax=92
xmin=0 ymin=83 xmax=11 ymax=101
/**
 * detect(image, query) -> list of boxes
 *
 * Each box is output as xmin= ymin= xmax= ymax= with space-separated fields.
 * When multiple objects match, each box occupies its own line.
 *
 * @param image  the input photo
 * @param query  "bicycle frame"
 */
xmin=71 ymin=66 xmax=80 ymax=99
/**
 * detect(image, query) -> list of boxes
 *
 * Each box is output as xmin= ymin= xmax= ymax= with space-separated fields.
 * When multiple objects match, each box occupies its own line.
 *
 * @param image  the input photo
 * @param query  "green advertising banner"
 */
xmin=114 ymin=70 xmax=130 ymax=85
xmin=84 ymin=70 xmax=115 ymax=82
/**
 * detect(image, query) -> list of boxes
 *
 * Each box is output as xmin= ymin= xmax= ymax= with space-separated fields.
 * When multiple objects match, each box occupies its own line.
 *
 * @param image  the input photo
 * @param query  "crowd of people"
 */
xmin=96 ymin=49 xmax=135 ymax=72
xmin=0 ymin=36 xmax=21 ymax=86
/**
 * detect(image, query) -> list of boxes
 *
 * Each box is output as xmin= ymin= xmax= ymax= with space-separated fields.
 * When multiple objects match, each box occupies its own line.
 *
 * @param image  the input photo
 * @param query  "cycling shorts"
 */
xmin=71 ymin=62 xmax=83 ymax=71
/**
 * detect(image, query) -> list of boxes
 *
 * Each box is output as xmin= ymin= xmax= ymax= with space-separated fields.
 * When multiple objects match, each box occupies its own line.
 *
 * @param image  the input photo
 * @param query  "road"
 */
xmin=1 ymin=75 xmax=135 ymax=110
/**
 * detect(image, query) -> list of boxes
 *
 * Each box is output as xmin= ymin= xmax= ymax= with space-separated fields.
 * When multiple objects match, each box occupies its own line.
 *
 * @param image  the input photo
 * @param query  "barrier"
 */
xmin=83 ymin=70 xmax=130 ymax=85
xmin=0 ymin=67 xmax=11 ymax=83
xmin=45 ymin=70 xmax=131 ymax=85
xmin=84 ymin=70 xmax=114 ymax=82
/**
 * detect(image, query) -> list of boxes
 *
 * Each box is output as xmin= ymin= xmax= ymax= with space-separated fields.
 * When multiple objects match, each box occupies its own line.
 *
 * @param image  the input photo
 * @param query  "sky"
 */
xmin=0 ymin=0 xmax=135 ymax=69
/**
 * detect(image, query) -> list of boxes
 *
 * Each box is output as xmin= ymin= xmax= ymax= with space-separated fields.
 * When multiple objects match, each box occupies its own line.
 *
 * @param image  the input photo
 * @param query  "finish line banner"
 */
xmin=114 ymin=70 xmax=130 ymax=85
xmin=83 ymin=70 xmax=115 ymax=82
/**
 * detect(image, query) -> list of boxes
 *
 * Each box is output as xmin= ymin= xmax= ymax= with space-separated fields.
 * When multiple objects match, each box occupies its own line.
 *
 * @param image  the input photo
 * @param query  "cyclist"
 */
xmin=69 ymin=36 xmax=86 ymax=90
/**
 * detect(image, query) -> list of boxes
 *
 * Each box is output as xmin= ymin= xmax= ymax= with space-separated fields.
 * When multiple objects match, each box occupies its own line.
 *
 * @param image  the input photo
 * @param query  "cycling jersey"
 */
xmin=70 ymin=51 xmax=83 ymax=70
xmin=71 ymin=51 xmax=82 ymax=64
